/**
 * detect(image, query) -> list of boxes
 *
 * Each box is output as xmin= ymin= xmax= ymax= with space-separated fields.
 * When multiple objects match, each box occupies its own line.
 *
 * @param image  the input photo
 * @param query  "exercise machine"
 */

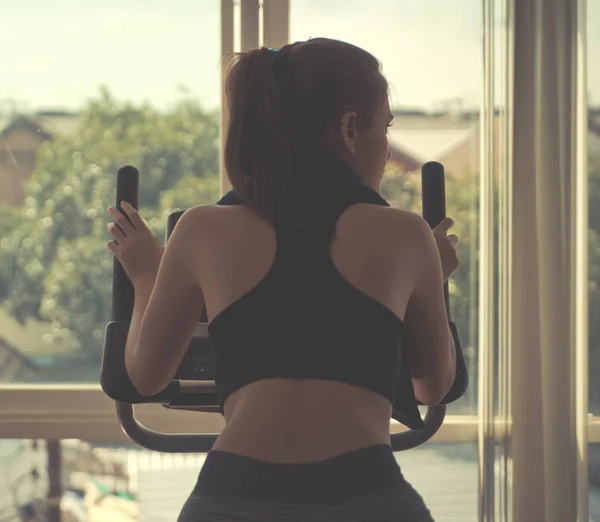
xmin=100 ymin=161 xmax=468 ymax=453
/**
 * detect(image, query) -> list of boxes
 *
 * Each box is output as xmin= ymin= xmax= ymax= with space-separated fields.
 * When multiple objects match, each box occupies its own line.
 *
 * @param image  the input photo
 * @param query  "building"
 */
xmin=0 ymin=111 xmax=77 ymax=206
xmin=4 ymin=107 xmax=598 ymax=208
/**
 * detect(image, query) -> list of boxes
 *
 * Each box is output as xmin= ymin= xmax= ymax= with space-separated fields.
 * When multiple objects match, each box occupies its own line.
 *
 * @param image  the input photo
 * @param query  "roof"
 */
xmin=0 ymin=116 xmax=52 ymax=141
xmin=2 ymin=107 xmax=599 ymax=164
xmin=0 ymin=335 xmax=38 ymax=380
xmin=0 ymin=310 xmax=73 ymax=357
xmin=389 ymin=126 xmax=475 ymax=163
xmin=387 ymin=113 xmax=478 ymax=175
xmin=0 ymin=111 xmax=80 ymax=141
xmin=389 ymin=108 xmax=600 ymax=175
xmin=35 ymin=111 xmax=81 ymax=135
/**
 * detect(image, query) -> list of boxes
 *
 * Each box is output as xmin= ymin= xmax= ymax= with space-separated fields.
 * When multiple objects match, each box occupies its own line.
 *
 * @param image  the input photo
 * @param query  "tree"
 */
xmin=0 ymin=89 xmax=220 ymax=375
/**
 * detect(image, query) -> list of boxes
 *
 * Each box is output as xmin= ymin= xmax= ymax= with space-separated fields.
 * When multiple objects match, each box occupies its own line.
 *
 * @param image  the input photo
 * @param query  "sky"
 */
xmin=1 ymin=0 xmax=599 ymax=114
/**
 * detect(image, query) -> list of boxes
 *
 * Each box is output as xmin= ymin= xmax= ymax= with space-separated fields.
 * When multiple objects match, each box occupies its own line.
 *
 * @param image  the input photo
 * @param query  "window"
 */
xmin=0 ymin=1 xmax=222 ymax=386
xmin=0 ymin=0 xmax=482 ymax=440
xmin=4 ymin=1 xmax=600 ymax=520
xmin=1 ymin=2 xmax=553 ymax=521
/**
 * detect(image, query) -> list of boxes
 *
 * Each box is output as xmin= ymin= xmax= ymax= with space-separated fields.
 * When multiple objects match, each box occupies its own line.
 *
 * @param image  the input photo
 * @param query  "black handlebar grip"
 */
xmin=421 ymin=161 xmax=450 ymax=316
xmin=111 ymin=165 xmax=139 ymax=322
xmin=421 ymin=161 xmax=447 ymax=229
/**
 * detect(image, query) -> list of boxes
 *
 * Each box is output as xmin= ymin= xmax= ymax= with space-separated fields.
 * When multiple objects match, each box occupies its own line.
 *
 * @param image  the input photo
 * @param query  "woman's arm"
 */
xmin=120 ymin=207 xmax=207 ymax=397
xmin=401 ymin=214 xmax=457 ymax=405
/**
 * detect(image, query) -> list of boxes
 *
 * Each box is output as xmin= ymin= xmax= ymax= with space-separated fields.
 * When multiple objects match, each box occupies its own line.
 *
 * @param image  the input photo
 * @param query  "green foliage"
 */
xmin=0 ymin=89 xmax=220 ymax=369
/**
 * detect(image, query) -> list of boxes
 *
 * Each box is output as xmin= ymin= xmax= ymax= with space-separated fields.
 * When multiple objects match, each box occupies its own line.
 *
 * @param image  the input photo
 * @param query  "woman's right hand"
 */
xmin=432 ymin=217 xmax=459 ymax=281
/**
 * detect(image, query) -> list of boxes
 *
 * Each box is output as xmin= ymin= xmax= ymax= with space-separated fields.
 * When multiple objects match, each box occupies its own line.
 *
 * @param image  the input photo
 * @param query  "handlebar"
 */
xmin=101 ymin=162 xmax=468 ymax=453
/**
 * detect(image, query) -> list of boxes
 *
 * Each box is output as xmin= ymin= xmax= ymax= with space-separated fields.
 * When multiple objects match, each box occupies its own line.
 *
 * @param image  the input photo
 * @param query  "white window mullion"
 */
xmin=496 ymin=0 xmax=514 ymax=517
xmin=240 ymin=0 xmax=260 ymax=52
xmin=263 ymin=0 xmax=290 ymax=50
xmin=219 ymin=0 xmax=288 ymax=196
xmin=573 ymin=0 xmax=589 ymax=519
xmin=220 ymin=0 xmax=235 ymax=195
xmin=478 ymin=0 xmax=498 ymax=521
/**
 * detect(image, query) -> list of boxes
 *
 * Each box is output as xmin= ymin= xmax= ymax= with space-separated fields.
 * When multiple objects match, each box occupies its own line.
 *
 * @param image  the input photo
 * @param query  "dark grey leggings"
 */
xmin=178 ymin=444 xmax=434 ymax=521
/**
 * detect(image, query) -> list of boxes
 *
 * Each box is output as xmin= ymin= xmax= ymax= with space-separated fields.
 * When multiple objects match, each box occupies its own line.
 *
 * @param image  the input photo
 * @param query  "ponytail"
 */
xmin=224 ymin=39 xmax=389 ymax=224
xmin=224 ymin=47 xmax=294 ymax=224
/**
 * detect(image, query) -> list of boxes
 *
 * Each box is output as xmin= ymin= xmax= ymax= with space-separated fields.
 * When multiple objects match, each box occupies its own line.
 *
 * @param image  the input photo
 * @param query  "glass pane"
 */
xmin=0 ymin=1 xmax=221 ymax=383
xmin=589 ymin=0 xmax=600 ymax=416
xmin=0 ymin=439 xmax=476 ymax=522
xmin=290 ymin=0 xmax=482 ymax=414
xmin=400 ymin=442 xmax=478 ymax=521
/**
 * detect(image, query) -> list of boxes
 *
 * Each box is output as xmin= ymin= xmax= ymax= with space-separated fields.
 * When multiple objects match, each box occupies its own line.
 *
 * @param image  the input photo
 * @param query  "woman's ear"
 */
xmin=339 ymin=111 xmax=358 ymax=154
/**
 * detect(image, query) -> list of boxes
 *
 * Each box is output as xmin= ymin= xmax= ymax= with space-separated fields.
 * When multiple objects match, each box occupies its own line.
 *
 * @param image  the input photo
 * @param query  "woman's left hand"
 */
xmin=107 ymin=201 xmax=164 ymax=286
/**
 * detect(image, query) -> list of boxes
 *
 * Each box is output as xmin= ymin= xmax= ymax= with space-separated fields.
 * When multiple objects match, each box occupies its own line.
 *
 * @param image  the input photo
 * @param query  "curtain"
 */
xmin=509 ymin=0 xmax=585 ymax=520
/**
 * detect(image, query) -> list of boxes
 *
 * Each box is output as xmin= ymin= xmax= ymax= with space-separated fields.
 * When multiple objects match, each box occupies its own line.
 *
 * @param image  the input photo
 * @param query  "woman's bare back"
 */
xmin=191 ymin=202 xmax=422 ymax=463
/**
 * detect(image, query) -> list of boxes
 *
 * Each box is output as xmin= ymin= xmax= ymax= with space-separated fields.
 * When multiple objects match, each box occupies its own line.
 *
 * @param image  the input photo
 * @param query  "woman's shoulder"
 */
xmin=178 ymin=202 xmax=428 ymax=244
xmin=342 ymin=203 xmax=429 ymax=237
xmin=180 ymin=203 xmax=265 ymax=237
xmin=186 ymin=201 xmax=256 ymax=216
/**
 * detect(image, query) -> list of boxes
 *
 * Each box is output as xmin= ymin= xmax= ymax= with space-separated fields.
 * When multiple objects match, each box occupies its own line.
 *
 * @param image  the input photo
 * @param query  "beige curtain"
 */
xmin=509 ymin=0 xmax=587 ymax=520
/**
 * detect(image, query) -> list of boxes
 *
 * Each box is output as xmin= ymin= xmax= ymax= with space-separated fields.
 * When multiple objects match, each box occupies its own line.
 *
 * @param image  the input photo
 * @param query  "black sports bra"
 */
xmin=211 ymin=150 xmax=424 ymax=430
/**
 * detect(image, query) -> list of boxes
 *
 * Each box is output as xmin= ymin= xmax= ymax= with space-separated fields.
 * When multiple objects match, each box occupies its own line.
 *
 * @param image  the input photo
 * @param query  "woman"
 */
xmin=107 ymin=38 xmax=458 ymax=521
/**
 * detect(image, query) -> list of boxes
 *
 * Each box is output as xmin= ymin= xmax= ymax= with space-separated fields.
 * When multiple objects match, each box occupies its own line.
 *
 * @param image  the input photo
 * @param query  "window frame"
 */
xmin=0 ymin=384 xmax=482 ymax=441
xmin=0 ymin=383 xmax=599 ymax=443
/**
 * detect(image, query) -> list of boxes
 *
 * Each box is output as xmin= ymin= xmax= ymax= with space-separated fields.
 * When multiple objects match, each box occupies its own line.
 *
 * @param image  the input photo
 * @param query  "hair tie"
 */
xmin=267 ymin=47 xmax=283 ymax=88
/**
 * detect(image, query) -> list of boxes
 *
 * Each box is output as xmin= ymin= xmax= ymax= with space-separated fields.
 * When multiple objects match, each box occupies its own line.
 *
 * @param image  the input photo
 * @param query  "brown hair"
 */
xmin=224 ymin=37 xmax=388 ymax=223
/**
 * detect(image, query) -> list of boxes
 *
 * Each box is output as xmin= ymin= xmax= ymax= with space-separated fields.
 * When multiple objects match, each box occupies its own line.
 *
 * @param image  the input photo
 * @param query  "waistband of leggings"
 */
xmin=192 ymin=443 xmax=403 ymax=505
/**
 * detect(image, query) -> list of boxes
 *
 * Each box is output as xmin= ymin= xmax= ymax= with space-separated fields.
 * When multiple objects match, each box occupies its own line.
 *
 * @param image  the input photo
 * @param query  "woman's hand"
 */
xmin=432 ymin=217 xmax=459 ymax=281
xmin=107 ymin=201 xmax=164 ymax=286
